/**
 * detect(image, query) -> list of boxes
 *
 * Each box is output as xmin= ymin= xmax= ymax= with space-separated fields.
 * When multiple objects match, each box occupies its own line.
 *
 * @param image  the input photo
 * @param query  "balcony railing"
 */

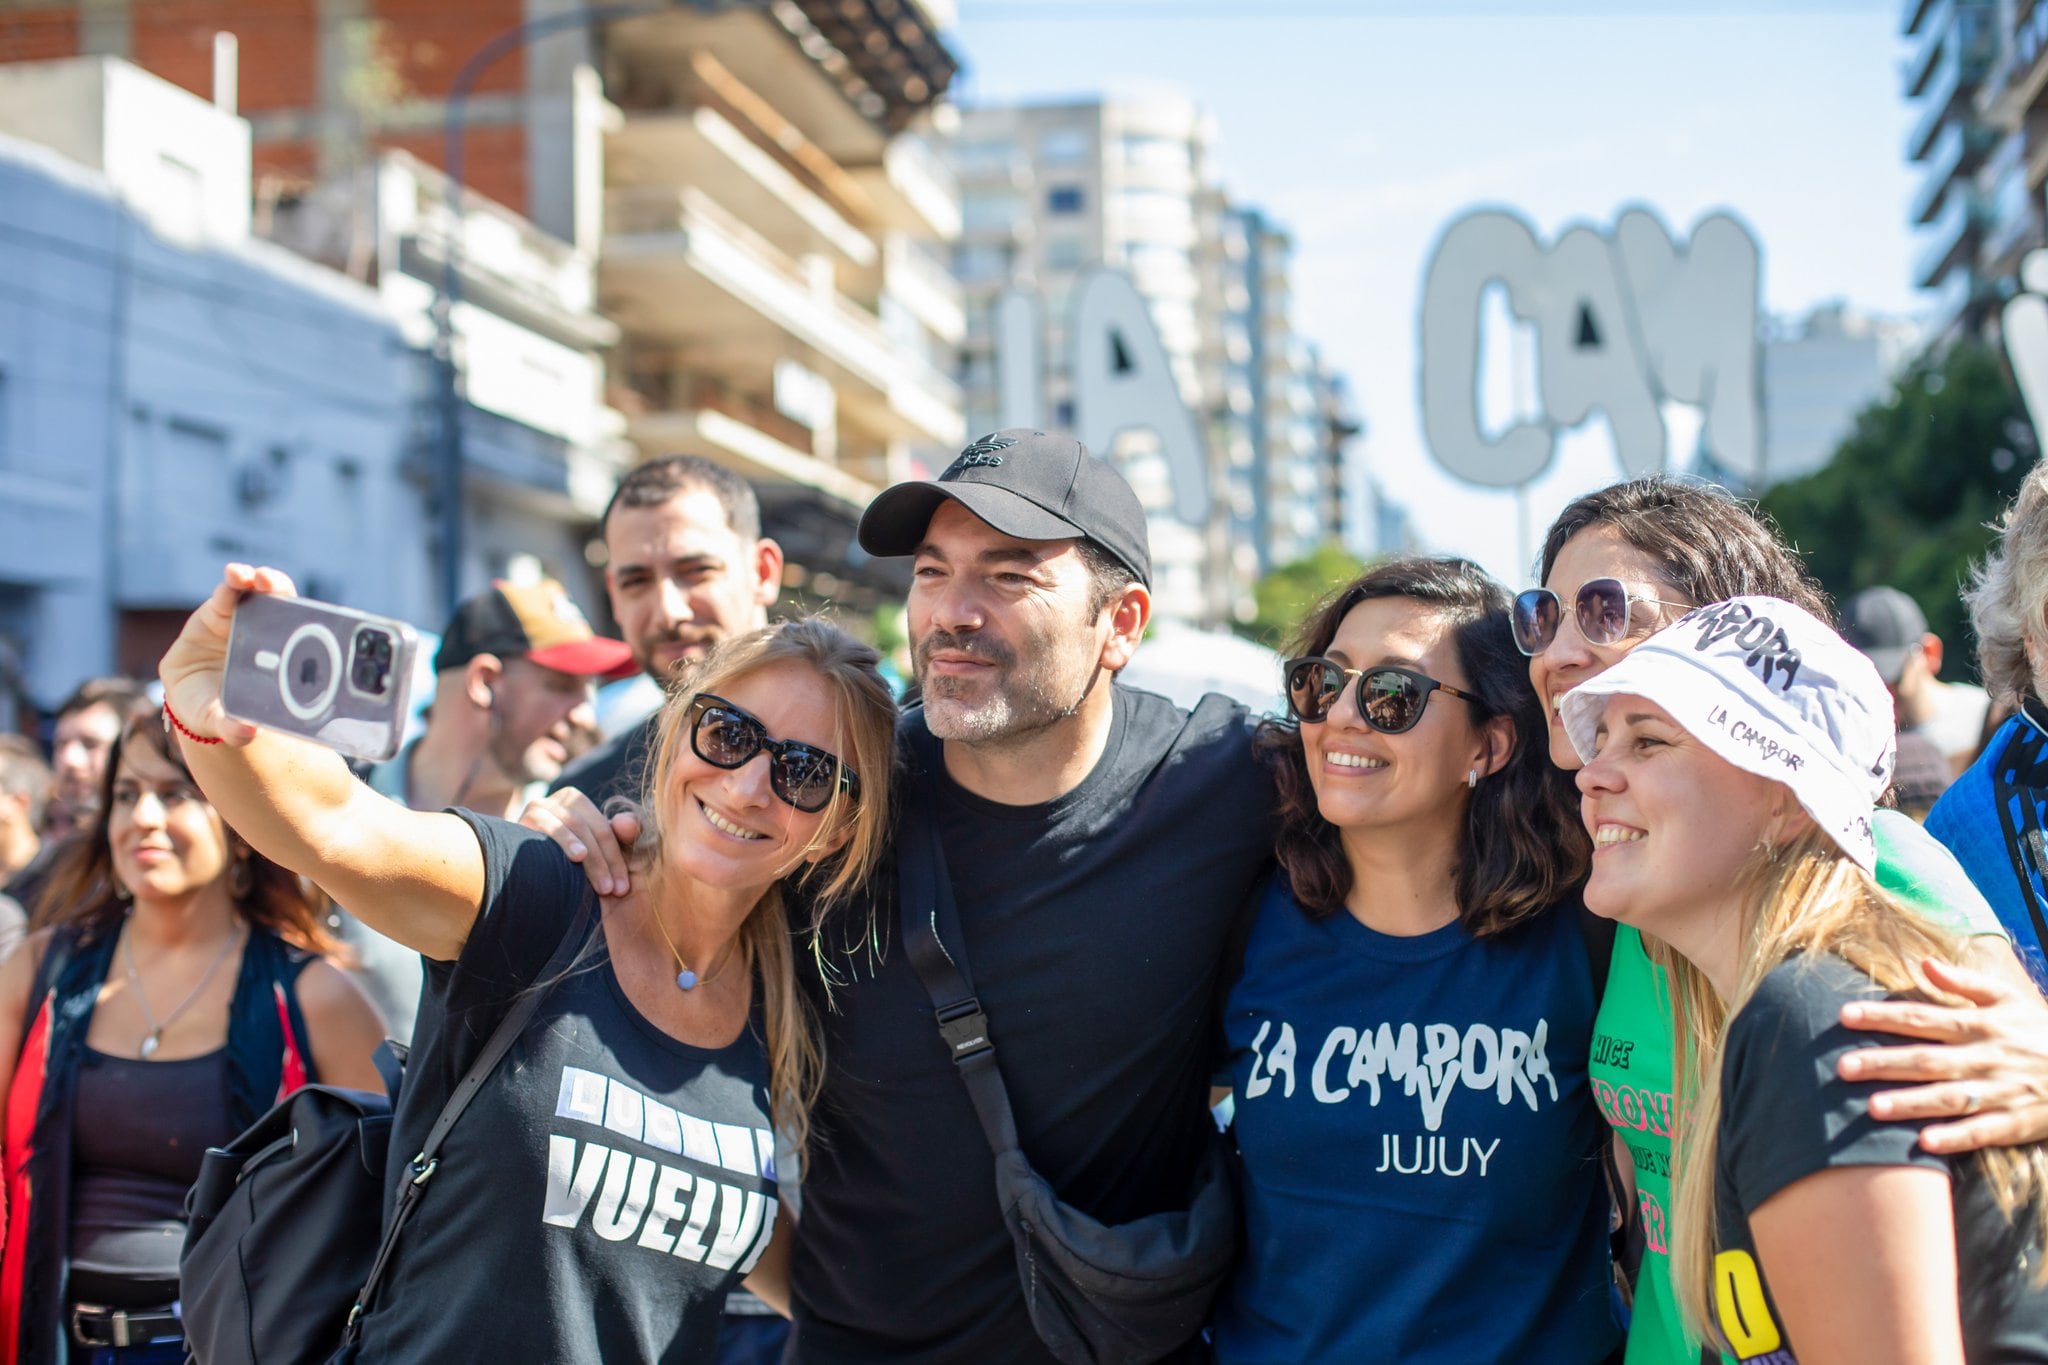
xmin=1908 ymin=42 xmax=1964 ymax=161
xmin=1904 ymin=0 xmax=1953 ymax=96
xmin=1908 ymin=18 xmax=1996 ymax=161
xmin=609 ymin=185 xmax=897 ymax=380
xmin=1909 ymin=122 xmax=1967 ymax=223
xmin=1912 ymin=188 xmax=1983 ymax=287
xmin=616 ymin=368 xmax=818 ymax=455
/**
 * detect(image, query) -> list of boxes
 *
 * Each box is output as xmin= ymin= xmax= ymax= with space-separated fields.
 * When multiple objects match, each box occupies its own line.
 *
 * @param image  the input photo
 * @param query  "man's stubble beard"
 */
xmin=915 ymin=628 xmax=1088 ymax=745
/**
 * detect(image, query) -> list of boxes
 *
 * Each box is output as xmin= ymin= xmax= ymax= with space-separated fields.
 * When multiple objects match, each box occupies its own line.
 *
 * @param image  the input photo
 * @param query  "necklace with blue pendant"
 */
xmin=651 ymin=902 xmax=740 ymax=992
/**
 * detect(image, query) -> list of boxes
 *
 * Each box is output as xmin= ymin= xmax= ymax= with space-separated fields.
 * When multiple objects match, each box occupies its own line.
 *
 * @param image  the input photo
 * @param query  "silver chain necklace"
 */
xmin=121 ymin=917 xmax=243 ymax=1059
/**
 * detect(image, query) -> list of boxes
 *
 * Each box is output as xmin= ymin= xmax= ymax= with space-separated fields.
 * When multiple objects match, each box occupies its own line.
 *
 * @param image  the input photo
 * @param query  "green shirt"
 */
xmin=1591 ymin=810 xmax=2008 ymax=1364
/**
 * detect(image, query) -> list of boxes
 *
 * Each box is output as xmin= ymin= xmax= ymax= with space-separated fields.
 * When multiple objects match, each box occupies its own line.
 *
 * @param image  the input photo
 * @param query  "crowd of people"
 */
xmin=7 ymin=429 xmax=2048 ymax=1363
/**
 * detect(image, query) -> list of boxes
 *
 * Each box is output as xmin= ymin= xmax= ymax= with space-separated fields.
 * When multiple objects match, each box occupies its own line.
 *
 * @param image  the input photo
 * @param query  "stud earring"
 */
xmin=1466 ymin=769 xmax=1479 ymax=789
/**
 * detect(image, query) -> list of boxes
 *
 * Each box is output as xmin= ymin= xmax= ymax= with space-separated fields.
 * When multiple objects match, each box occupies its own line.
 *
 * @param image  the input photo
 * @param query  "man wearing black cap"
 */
xmin=786 ymin=431 xmax=1275 ymax=1363
xmin=1842 ymin=585 xmax=1992 ymax=780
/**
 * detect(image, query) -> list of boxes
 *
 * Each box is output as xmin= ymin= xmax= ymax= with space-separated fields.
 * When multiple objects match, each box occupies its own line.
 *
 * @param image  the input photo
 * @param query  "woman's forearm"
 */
xmin=181 ymin=724 xmax=482 ymax=960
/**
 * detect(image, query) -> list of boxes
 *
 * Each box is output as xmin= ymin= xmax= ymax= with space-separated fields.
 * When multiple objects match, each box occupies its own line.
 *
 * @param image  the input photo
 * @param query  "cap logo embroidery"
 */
xmin=948 ymin=433 xmax=1018 ymax=474
xmin=546 ymin=588 xmax=590 ymax=630
xmin=1676 ymin=602 xmax=1803 ymax=692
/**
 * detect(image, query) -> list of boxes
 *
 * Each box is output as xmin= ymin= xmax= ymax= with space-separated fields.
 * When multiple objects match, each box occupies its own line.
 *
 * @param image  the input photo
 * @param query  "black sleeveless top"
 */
xmin=68 ymin=1046 xmax=236 ymax=1305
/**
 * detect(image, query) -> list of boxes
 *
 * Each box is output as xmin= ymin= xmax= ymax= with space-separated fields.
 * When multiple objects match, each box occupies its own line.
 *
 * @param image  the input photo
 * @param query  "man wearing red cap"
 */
xmin=366 ymin=578 xmax=632 ymax=820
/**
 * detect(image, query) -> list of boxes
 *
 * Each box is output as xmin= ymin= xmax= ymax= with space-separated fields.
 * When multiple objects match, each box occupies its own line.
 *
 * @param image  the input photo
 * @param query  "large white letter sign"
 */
xmin=2005 ymin=249 xmax=2048 ymax=444
xmin=1418 ymin=207 xmax=1762 ymax=487
xmin=1613 ymin=209 xmax=1762 ymax=481
xmin=1418 ymin=211 xmax=1554 ymax=487
xmin=1070 ymin=269 xmax=1211 ymax=525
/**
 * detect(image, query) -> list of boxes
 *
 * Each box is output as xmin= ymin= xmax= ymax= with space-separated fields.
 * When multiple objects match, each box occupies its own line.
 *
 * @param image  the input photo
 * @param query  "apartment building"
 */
xmin=0 ymin=0 xmax=964 ymax=614
xmin=1201 ymin=202 xmax=1351 ymax=583
xmin=0 ymin=59 xmax=421 ymax=708
xmin=1904 ymin=0 xmax=2042 ymax=335
xmin=600 ymin=4 xmax=964 ymax=610
xmin=951 ymin=94 xmax=1224 ymax=623
xmin=1759 ymin=302 xmax=1919 ymax=485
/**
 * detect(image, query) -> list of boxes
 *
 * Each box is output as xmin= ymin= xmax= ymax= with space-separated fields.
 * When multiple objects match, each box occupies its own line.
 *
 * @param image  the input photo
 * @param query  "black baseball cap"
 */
xmin=857 ymin=429 xmax=1152 ymax=586
xmin=1840 ymin=586 xmax=1930 ymax=685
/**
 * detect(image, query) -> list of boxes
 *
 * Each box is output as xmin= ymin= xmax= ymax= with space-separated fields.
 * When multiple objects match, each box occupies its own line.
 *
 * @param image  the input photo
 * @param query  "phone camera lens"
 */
xmin=351 ymin=628 xmax=394 ymax=696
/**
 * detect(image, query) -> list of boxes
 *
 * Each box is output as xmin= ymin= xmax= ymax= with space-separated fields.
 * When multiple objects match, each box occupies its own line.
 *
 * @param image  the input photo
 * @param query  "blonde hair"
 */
xmin=1968 ymin=461 xmax=2048 ymax=707
xmin=1665 ymin=830 xmax=2048 ymax=1349
xmin=633 ymin=618 xmax=897 ymax=1160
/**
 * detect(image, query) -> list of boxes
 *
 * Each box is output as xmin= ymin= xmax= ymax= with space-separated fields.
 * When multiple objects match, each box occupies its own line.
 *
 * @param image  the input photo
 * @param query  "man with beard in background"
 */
xmin=551 ymin=456 xmax=783 ymax=809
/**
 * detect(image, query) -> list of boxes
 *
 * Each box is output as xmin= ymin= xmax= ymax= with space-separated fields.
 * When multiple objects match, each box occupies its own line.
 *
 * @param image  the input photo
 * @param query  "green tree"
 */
xmin=1241 ymin=542 xmax=1372 ymax=650
xmin=1759 ymin=340 xmax=2033 ymax=670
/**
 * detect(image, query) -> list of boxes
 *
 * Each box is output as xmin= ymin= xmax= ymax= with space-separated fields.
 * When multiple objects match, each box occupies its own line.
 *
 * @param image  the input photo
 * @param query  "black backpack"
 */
xmin=180 ymin=898 xmax=593 ymax=1365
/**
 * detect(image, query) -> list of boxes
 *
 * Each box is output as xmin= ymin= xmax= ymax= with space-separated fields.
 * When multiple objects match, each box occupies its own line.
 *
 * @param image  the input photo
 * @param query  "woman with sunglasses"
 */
xmin=1213 ymin=556 xmax=1620 ymax=1363
xmin=154 ymin=565 xmax=895 ymax=1363
xmin=1522 ymin=478 xmax=2045 ymax=1365
xmin=1565 ymin=597 xmax=2048 ymax=1363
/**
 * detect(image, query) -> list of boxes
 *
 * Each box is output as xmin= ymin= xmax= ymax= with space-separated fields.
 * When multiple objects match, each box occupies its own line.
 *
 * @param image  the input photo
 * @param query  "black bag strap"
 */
xmin=342 ymin=890 xmax=598 ymax=1343
xmin=898 ymin=782 xmax=1022 ymax=1157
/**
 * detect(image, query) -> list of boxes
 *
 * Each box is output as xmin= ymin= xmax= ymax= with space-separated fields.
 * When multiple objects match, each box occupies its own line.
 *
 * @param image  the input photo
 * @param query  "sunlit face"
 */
xmin=1575 ymin=696 xmax=1795 ymax=937
xmin=1302 ymin=597 xmax=1495 ymax=839
xmin=661 ymin=661 xmax=850 ymax=895
xmin=606 ymin=490 xmax=779 ymax=684
xmin=489 ymin=657 xmax=597 ymax=787
xmin=908 ymin=500 xmax=1109 ymax=744
xmin=1532 ymin=525 xmax=1694 ymax=770
xmin=107 ymin=739 xmax=232 ymax=907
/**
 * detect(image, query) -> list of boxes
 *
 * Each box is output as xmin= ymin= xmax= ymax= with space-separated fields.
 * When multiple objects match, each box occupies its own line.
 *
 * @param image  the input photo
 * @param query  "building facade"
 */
xmin=1759 ymin=302 xmax=1920 ymax=486
xmin=599 ymin=4 xmax=963 ymax=611
xmin=950 ymin=95 xmax=1217 ymax=621
xmin=949 ymin=96 xmax=1367 ymax=623
xmin=1906 ymin=0 xmax=2045 ymax=336
xmin=0 ymin=0 xmax=964 ymax=616
xmin=0 ymin=59 xmax=420 ymax=710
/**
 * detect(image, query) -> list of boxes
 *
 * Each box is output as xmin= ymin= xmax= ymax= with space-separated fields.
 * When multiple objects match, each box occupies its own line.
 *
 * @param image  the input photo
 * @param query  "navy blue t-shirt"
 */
xmin=1215 ymin=878 xmax=1619 ymax=1364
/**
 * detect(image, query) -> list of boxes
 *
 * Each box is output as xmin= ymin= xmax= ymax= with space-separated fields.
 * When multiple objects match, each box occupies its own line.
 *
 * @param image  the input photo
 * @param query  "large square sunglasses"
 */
xmin=686 ymin=694 xmax=859 ymax=814
xmin=1283 ymin=658 xmax=1481 ymax=732
xmin=1511 ymin=578 xmax=1690 ymax=657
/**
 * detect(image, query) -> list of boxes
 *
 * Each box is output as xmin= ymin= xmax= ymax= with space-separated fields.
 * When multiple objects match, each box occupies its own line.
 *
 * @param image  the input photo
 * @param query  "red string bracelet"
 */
xmin=162 ymin=697 xmax=224 ymax=746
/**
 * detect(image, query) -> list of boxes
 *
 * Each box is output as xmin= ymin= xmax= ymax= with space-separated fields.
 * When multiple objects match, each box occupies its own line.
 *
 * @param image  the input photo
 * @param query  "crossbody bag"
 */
xmin=181 ymin=893 xmax=597 ymax=1364
xmin=898 ymin=788 xmax=1238 ymax=1365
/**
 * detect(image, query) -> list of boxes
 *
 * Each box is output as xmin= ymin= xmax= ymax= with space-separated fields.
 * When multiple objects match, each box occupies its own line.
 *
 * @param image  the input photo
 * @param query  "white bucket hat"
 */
xmin=1559 ymin=596 xmax=1898 ymax=872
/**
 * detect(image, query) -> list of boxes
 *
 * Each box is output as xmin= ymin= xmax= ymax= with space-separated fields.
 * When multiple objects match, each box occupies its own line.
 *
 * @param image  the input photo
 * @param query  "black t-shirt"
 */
xmin=356 ymin=812 xmax=779 ymax=1364
xmin=553 ymin=711 xmax=659 ymax=808
xmin=1712 ymin=954 xmax=2048 ymax=1363
xmin=790 ymin=686 xmax=1278 ymax=1364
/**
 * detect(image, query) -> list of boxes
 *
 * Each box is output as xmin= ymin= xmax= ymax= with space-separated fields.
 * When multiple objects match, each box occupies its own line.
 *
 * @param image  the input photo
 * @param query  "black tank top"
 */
xmin=68 ymin=1045 xmax=236 ymax=1305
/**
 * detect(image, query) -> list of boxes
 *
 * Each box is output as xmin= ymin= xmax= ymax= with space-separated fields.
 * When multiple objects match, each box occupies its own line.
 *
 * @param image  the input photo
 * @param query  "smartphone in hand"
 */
xmin=221 ymin=594 xmax=420 ymax=761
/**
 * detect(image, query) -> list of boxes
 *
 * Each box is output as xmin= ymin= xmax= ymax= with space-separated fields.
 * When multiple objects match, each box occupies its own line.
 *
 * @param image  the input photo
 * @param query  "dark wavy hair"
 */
xmin=1538 ymin=476 xmax=1830 ymax=619
xmin=33 ymin=700 xmax=341 ymax=955
xmin=1253 ymin=556 xmax=1588 ymax=937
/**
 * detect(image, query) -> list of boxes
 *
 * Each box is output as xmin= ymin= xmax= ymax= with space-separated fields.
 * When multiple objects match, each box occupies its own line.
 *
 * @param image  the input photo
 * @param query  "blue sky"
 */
xmin=947 ymin=0 xmax=1921 ymax=585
